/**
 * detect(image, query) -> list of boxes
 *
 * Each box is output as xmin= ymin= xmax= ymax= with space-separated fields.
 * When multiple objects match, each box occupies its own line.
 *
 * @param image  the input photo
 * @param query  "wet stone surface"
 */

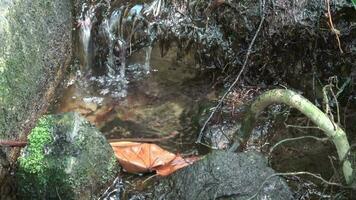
xmin=153 ymin=151 xmax=293 ymax=200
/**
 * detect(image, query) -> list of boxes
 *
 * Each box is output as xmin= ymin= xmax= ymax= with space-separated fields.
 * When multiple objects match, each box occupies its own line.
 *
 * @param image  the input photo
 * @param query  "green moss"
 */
xmin=17 ymin=113 xmax=119 ymax=199
xmin=17 ymin=116 xmax=74 ymax=199
xmin=18 ymin=116 xmax=53 ymax=179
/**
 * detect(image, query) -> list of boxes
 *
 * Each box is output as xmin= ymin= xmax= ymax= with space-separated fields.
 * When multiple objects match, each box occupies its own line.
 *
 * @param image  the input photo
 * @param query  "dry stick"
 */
xmin=99 ymin=177 xmax=121 ymax=199
xmin=0 ymin=140 xmax=28 ymax=147
xmin=247 ymin=171 xmax=345 ymax=200
xmin=325 ymin=0 xmax=343 ymax=53
xmin=108 ymin=131 xmax=179 ymax=143
xmin=196 ymin=0 xmax=266 ymax=143
xmin=0 ymin=131 xmax=179 ymax=148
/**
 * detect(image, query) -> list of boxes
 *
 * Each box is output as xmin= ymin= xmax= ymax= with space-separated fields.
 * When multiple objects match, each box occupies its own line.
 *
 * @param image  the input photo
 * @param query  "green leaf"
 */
xmin=353 ymin=0 xmax=356 ymax=9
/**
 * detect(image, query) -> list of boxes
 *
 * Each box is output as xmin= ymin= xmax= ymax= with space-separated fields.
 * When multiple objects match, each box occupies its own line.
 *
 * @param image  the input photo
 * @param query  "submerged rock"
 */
xmin=17 ymin=113 xmax=119 ymax=200
xmin=153 ymin=151 xmax=293 ymax=200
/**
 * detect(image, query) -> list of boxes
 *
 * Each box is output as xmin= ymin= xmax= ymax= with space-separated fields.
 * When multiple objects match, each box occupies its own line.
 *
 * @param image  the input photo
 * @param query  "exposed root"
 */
xmin=325 ymin=0 xmax=343 ymax=53
xmin=233 ymin=89 xmax=354 ymax=184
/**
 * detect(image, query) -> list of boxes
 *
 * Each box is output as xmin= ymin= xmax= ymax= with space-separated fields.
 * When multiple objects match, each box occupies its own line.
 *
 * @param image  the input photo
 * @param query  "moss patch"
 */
xmin=18 ymin=116 xmax=53 ymax=175
xmin=16 ymin=113 xmax=119 ymax=199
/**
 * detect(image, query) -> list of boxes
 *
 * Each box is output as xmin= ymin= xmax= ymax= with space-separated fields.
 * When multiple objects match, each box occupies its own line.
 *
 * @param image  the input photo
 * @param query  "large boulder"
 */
xmin=153 ymin=151 xmax=293 ymax=200
xmin=16 ymin=113 xmax=119 ymax=199
xmin=0 ymin=0 xmax=72 ymax=194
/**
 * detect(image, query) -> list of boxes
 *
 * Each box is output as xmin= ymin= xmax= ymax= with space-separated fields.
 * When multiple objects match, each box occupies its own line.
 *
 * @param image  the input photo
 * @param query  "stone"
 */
xmin=16 ymin=113 xmax=119 ymax=200
xmin=153 ymin=151 xmax=293 ymax=200
xmin=0 ymin=0 xmax=72 ymax=181
xmin=0 ymin=0 xmax=72 ymax=194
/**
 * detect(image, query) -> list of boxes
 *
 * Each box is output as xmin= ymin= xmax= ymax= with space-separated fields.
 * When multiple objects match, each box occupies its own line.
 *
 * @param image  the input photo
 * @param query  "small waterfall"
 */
xmin=78 ymin=3 xmax=96 ymax=70
xmin=103 ymin=8 xmax=123 ymax=77
xmin=75 ymin=2 xmax=154 ymax=98
xmin=144 ymin=46 xmax=152 ymax=74
xmin=95 ymin=7 xmax=128 ymax=98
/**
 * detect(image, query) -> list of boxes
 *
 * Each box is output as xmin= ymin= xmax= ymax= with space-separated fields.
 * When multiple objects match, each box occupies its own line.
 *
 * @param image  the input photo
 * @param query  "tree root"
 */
xmin=231 ymin=89 xmax=355 ymax=185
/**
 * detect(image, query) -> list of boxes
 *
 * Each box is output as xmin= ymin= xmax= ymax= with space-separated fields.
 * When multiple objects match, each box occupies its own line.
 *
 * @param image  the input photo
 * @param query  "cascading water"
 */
xmin=75 ymin=0 xmax=230 ymax=99
xmin=70 ymin=0 xmax=232 ymax=105
xmin=76 ymin=2 xmax=153 ymax=98
xmin=77 ymin=3 xmax=96 ymax=70
xmin=94 ymin=7 xmax=128 ymax=97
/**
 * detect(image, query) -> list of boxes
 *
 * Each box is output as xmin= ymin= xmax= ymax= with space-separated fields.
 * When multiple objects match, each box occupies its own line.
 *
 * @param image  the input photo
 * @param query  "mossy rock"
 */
xmin=17 ymin=113 xmax=120 ymax=200
xmin=0 ymin=0 xmax=72 ymax=167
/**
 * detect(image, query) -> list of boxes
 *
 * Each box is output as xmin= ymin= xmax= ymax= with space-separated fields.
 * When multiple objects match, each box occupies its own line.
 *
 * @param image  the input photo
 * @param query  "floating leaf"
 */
xmin=110 ymin=142 xmax=199 ymax=176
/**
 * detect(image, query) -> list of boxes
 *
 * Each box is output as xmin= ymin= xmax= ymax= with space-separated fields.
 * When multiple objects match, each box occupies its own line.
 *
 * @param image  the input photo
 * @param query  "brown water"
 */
xmin=54 ymin=44 xmax=217 ymax=152
xmin=51 ymin=42 xmax=223 ymax=198
xmin=49 ymin=1 xmax=356 ymax=199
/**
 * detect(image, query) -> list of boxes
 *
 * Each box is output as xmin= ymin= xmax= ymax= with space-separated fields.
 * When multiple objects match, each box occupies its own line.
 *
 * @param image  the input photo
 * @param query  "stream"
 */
xmin=49 ymin=1 xmax=356 ymax=199
xmin=51 ymin=2 xmax=217 ymax=197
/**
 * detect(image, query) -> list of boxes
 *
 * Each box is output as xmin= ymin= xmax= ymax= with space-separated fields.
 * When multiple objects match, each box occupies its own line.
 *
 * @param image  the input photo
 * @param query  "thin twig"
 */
xmin=247 ymin=171 xmax=345 ymax=200
xmin=328 ymin=155 xmax=342 ymax=183
xmin=196 ymin=0 xmax=266 ymax=143
xmin=108 ymin=131 xmax=179 ymax=143
xmin=284 ymin=123 xmax=321 ymax=130
xmin=269 ymin=136 xmax=329 ymax=156
xmin=323 ymin=85 xmax=337 ymax=130
xmin=329 ymin=87 xmax=340 ymax=124
xmin=99 ymin=177 xmax=122 ymax=200
xmin=56 ymin=187 xmax=63 ymax=200
xmin=143 ymin=174 xmax=157 ymax=184
xmin=325 ymin=0 xmax=343 ymax=53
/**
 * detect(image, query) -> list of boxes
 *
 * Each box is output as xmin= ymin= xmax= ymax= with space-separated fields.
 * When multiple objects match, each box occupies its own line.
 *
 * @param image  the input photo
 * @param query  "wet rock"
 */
xmin=0 ymin=0 xmax=72 ymax=191
xmin=16 ymin=113 xmax=119 ymax=200
xmin=204 ymin=124 xmax=240 ymax=150
xmin=153 ymin=151 xmax=293 ymax=200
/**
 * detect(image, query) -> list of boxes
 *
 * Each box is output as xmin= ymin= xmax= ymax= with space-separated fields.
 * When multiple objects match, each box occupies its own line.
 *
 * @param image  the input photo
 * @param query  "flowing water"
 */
xmin=54 ymin=46 xmax=212 ymax=198
xmin=50 ymin=1 xmax=356 ymax=199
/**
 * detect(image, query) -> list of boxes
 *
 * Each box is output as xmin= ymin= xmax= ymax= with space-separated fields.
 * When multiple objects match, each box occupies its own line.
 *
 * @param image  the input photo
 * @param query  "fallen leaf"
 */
xmin=110 ymin=142 xmax=176 ymax=174
xmin=155 ymin=155 xmax=200 ymax=176
xmin=110 ymin=142 xmax=199 ymax=176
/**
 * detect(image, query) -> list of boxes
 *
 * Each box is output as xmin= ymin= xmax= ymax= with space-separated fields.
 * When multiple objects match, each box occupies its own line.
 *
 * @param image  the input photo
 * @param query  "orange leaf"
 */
xmin=110 ymin=142 xmax=176 ymax=174
xmin=155 ymin=155 xmax=200 ymax=176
